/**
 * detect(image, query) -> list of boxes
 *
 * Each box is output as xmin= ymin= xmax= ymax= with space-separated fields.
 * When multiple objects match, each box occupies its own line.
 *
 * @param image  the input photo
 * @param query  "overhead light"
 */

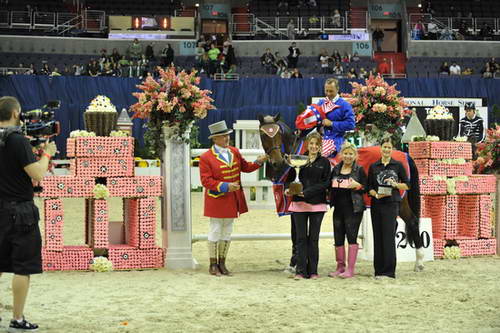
xmin=195 ymin=3 xmax=200 ymax=7
xmin=418 ymin=3 xmax=422 ymax=7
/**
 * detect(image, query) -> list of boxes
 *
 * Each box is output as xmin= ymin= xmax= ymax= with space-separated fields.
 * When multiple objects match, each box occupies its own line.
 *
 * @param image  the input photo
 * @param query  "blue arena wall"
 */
xmin=0 ymin=75 xmax=499 ymax=155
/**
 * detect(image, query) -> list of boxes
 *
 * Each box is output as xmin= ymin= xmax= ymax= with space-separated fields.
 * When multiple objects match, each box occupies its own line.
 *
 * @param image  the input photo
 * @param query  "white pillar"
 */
xmin=162 ymin=131 xmax=198 ymax=269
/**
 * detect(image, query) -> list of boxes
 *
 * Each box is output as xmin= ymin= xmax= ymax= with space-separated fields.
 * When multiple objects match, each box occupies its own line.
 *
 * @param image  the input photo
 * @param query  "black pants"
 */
xmin=288 ymin=56 xmax=298 ymax=68
xmin=289 ymin=214 xmax=297 ymax=267
xmin=333 ymin=206 xmax=363 ymax=246
xmin=371 ymin=202 xmax=399 ymax=278
xmin=293 ymin=212 xmax=324 ymax=276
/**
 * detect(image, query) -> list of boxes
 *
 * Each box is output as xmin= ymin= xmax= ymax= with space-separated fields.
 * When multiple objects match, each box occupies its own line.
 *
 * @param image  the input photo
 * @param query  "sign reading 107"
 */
xmin=179 ymin=41 xmax=197 ymax=56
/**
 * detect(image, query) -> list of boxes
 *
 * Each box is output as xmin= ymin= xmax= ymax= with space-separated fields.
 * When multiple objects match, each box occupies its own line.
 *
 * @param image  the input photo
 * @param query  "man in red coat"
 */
xmin=199 ymin=120 xmax=267 ymax=276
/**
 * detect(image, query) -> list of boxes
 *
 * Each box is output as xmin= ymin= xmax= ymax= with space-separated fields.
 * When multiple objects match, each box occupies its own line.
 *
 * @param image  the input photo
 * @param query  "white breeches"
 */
xmin=208 ymin=218 xmax=234 ymax=242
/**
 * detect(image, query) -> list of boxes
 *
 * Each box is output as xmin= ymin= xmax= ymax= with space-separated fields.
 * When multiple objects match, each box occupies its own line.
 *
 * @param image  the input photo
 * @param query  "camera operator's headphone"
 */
xmin=0 ymin=126 xmax=23 ymax=148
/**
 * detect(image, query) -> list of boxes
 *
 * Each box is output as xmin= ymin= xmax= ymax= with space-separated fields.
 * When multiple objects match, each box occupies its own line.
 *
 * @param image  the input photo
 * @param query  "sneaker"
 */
xmin=8 ymin=318 xmax=38 ymax=332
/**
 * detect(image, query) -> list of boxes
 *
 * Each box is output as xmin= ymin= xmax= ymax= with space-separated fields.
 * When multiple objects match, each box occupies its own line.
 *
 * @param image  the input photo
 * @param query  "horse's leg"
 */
xmin=399 ymin=197 xmax=425 ymax=272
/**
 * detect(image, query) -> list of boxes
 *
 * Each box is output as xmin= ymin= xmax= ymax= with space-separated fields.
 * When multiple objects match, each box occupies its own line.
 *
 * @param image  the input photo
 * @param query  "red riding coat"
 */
xmin=199 ymin=146 xmax=261 ymax=218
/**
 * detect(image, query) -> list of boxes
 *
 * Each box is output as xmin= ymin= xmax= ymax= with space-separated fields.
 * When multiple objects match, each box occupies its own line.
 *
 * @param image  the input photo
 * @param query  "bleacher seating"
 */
xmin=0 ymin=0 xmax=69 ymax=12
xmin=85 ymin=0 xmax=182 ymax=16
xmin=428 ymin=0 xmax=500 ymax=18
xmin=248 ymin=0 xmax=350 ymax=17
xmin=406 ymin=57 xmax=491 ymax=78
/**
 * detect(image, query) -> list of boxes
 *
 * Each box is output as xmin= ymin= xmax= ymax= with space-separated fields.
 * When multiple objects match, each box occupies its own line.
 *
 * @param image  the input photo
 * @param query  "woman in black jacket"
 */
xmin=367 ymin=137 xmax=409 ymax=279
xmin=328 ymin=142 xmax=367 ymax=278
xmin=285 ymin=132 xmax=331 ymax=279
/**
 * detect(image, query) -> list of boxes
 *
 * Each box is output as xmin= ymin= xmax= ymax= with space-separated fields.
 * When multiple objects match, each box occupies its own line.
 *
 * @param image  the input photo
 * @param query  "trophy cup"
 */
xmin=287 ymin=155 xmax=310 ymax=196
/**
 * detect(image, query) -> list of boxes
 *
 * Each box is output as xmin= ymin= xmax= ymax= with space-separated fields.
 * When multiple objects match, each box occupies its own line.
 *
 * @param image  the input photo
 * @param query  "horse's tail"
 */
xmin=404 ymin=155 xmax=423 ymax=248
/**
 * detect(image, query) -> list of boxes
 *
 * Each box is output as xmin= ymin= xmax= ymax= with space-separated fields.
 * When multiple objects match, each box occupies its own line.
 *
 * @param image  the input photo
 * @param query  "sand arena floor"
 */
xmin=0 ymin=193 xmax=499 ymax=333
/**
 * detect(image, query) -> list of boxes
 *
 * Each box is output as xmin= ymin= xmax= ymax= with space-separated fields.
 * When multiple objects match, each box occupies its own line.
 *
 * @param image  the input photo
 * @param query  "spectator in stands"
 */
xmin=331 ymin=50 xmax=341 ymax=63
xmin=274 ymin=51 xmax=288 ymax=69
xmin=332 ymin=62 xmax=344 ymax=76
xmin=427 ymin=21 xmax=438 ymax=40
xmin=50 ymin=67 xmax=61 ymax=76
xmin=222 ymin=41 xmax=236 ymax=67
xmin=378 ymin=58 xmax=390 ymax=75
xmin=98 ymin=49 xmax=108 ymax=68
xmin=39 ymin=63 xmax=50 ymax=76
xmin=281 ymin=69 xmax=292 ymax=79
xmin=440 ymin=27 xmax=454 ymax=40
xmin=287 ymin=42 xmax=301 ymax=68
xmin=342 ymin=53 xmax=351 ymax=63
xmin=138 ymin=55 xmax=149 ymax=79
xmin=290 ymin=68 xmax=303 ymax=79
xmin=200 ymin=53 xmax=210 ymax=75
xmin=261 ymin=48 xmax=276 ymax=74
xmin=462 ymin=67 xmax=473 ymax=76
xmin=87 ymin=59 xmax=99 ymax=77
xmin=481 ymin=63 xmax=493 ymax=78
xmin=373 ymin=27 xmax=384 ymax=52
xmin=101 ymin=63 xmax=114 ymax=76
xmin=276 ymin=63 xmax=287 ymax=77
xmin=449 ymin=62 xmax=461 ymax=76
xmin=487 ymin=58 xmax=498 ymax=72
xmin=117 ymin=56 xmax=130 ymax=77
xmin=277 ymin=1 xmax=290 ymax=16
xmin=111 ymin=48 xmax=121 ymax=64
xmin=306 ymin=0 xmax=317 ymax=7
xmin=113 ymin=63 xmax=122 ymax=77
xmin=458 ymin=21 xmax=468 ymax=38
xmin=217 ymin=55 xmax=229 ymax=74
xmin=319 ymin=49 xmax=330 ymax=74
xmin=298 ymin=28 xmax=310 ymax=40
xmin=413 ymin=20 xmax=425 ymax=40
xmin=287 ymin=20 xmax=296 ymax=40
xmin=207 ymin=43 xmax=221 ymax=77
xmin=332 ymin=9 xmax=342 ymax=28
xmin=62 ymin=65 xmax=71 ymax=76
xmin=72 ymin=64 xmax=84 ymax=76
xmin=195 ymin=42 xmax=205 ymax=70
xmin=369 ymin=67 xmax=378 ymax=77
xmin=359 ymin=67 xmax=368 ymax=79
xmin=351 ymin=52 xmax=360 ymax=62
xmin=145 ymin=42 xmax=155 ymax=61
xmin=480 ymin=23 xmax=493 ymax=40
xmin=128 ymin=38 xmax=143 ymax=62
xmin=439 ymin=61 xmax=450 ymax=75
xmin=161 ymin=44 xmax=175 ymax=67
xmin=347 ymin=68 xmax=358 ymax=79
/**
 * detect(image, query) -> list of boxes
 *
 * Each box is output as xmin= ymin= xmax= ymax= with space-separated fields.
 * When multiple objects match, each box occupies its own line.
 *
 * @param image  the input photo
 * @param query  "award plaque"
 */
xmin=332 ymin=177 xmax=352 ymax=189
xmin=378 ymin=185 xmax=393 ymax=196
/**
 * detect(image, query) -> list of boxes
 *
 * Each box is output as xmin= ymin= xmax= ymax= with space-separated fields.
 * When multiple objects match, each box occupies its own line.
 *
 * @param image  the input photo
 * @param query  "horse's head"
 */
xmin=258 ymin=113 xmax=286 ymax=167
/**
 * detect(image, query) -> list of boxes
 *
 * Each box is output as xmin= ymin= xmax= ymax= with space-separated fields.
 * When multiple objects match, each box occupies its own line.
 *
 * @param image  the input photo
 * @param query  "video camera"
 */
xmin=21 ymin=100 xmax=61 ymax=146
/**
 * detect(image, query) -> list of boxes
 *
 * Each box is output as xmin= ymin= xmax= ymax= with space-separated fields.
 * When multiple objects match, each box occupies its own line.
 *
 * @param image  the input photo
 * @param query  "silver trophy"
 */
xmin=287 ymin=154 xmax=309 ymax=196
xmin=377 ymin=170 xmax=398 ymax=196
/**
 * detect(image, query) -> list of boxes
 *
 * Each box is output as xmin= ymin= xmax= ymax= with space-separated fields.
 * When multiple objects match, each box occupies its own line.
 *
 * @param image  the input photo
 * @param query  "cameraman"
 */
xmin=0 ymin=96 xmax=56 ymax=332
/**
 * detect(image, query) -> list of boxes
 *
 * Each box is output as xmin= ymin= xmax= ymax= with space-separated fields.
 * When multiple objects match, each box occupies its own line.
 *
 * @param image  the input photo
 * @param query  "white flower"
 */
xmin=426 ymin=105 xmax=453 ymax=120
xmin=70 ymin=130 xmax=96 ymax=137
xmin=453 ymin=136 xmax=468 ymax=142
xmin=86 ymin=95 xmax=117 ymax=113
xmin=90 ymin=256 xmax=113 ymax=272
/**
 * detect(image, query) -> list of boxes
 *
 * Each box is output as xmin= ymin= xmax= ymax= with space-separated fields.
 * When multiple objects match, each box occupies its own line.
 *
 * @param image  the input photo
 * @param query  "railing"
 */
xmin=233 ymin=13 xmax=361 ymax=37
xmin=11 ymin=11 xmax=31 ymax=28
xmin=0 ymin=67 xmax=30 ymax=75
xmin=0 ymin=10 xmax=105 ymax=33
xmin=409 ymin=13 xmax=500 ymax=37
xmin=213 ymin=73 xmax=240 ymax=80
xmin=0 ymin=10 xmax=9 ymax=27
xmin=33 ymin=12 xmax=56 ymax=29
xmin=230 ymin=13 xmax=255 ymax=36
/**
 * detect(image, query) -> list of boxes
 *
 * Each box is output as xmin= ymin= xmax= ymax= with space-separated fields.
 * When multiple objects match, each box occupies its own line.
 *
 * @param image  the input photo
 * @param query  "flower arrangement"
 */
xmin=473 ymin=124 xmax=500 ymax=174
xmin=131 ymin=67 xmax=215 ymax=157
xmin=443 ymin=246 xmax=461 ymax=259
xmin=109 ymin=130 xmax=129 ymax=137
xmin=93 ymin=184 xmax=109 ymax=199
xmin=70 ymin=130 xmax=96 ymax=137
xmin=86 ymin=95 xmax=117 ymax=113
xmin=90 ymin=256 xmax=113 ymax=272
xmin=342 ymin=75 xmax=410 ymax=145
xmin=411 ymin=135 xmax=439 ymax=142
xmin=426 ymin=105 xmax=453 ymax=120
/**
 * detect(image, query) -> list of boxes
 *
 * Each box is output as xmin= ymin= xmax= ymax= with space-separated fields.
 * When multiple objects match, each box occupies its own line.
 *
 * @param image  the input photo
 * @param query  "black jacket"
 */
xmin=459 ymin=115 xmax=484 ymax=143
xmin=329 ymin=162 xmax=367 ymax=213
xmin=368 ymin=158 xmax=409 ymax=203
xmin=292 ymin=155 xmax=331 ymax=204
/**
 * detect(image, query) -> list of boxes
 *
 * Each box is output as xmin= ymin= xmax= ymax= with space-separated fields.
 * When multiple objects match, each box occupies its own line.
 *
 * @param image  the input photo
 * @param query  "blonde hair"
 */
xmin=325 ymin=78 xmax=339 ymax=89
xmin=306 ymin=131 xmax=322 ymax=146
xmin=340 ymin=141 xmax=358 ymax=155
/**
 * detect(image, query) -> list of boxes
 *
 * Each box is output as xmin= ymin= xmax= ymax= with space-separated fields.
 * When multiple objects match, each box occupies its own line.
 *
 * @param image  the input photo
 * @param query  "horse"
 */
xmin=258 ymin=113 xmax=425 ymax=273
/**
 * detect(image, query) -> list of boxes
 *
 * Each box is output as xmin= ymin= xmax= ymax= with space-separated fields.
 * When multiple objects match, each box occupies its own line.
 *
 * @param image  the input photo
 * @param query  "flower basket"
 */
xmin=424 ymin=119 xmax=455 ymax=141
xmin=84 ymin=112 xmax=118 ymax=137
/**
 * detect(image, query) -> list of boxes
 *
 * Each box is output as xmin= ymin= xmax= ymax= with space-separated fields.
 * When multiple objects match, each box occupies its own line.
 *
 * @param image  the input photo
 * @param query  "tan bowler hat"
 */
xmin=208 ymin=120 xmax=233 ymax=139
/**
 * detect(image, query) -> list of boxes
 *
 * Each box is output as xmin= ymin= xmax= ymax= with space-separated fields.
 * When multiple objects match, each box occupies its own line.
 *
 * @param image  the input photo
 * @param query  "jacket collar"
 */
xmin=211 ymin=146 xmax=233 ymax=167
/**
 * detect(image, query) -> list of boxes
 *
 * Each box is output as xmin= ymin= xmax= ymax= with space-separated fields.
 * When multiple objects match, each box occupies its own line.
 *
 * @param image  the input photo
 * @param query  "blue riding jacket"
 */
xmin=316 ymin=95 xmax=356 ymax=152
